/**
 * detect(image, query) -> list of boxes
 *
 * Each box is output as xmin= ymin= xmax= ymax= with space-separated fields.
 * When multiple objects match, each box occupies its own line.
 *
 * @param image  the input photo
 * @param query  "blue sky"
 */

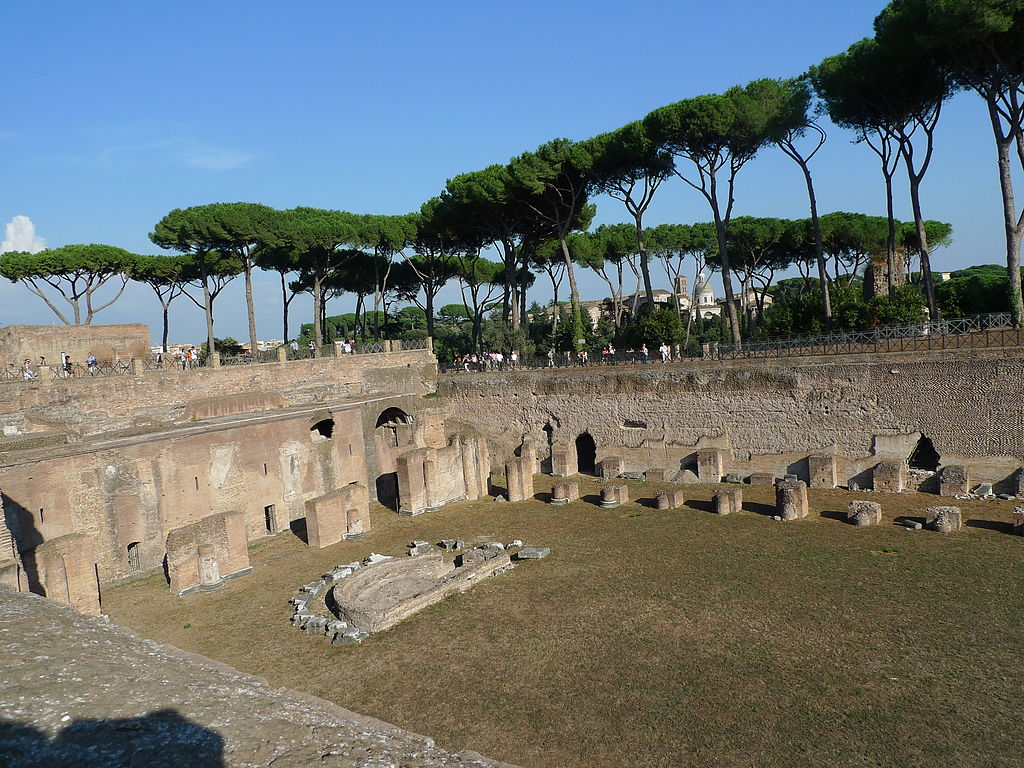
xmin=0 ymin=0 xmax=1014 ymax=343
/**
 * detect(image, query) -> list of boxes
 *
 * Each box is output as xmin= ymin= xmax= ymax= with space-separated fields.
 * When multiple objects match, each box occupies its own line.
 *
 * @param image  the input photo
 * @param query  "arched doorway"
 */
xmin=375 ymin=408 xmax=413 ymax=449
xmin=576 ymin=432 xmax=596 ymax=475
xmin=908 ymin=435 xmax=940 ymax=471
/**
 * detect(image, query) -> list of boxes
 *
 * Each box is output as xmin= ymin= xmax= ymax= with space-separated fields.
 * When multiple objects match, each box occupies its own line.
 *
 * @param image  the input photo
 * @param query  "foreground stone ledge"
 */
xmin=0 ymin=589 xmax=516 ymax=768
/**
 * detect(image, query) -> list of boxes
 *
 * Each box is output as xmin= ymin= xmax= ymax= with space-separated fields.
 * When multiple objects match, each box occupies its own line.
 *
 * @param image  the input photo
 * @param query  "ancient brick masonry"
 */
xmin=165 ymin=511 xmax=251 ymax=596
xmin=808 ymin=455 xmax=837 ymax=489
xmin=305 ymin=483 xmax=370 ymax=548
xmin=873 ymin=461 xmax=907 ymax=493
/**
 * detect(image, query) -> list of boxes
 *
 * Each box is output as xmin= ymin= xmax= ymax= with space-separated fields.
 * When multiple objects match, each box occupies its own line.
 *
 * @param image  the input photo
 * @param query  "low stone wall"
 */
xmin=0 ymin=348 xmax=437 ymax=437
xmin=438 ymin=352 xmax=1024 ymax=489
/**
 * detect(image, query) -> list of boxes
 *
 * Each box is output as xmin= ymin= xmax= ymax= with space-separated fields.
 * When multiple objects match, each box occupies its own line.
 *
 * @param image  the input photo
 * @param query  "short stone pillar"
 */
xmin=1013 ymin=468 xmax=1024 ymax=497
xmin=847 ymin=500 xmax=882 ymax=526
xmin=655 ymin=490 xmax=686 ymax=510
xmin=131 ymin=358 xmax=145 ymax=377
xmin=37 ymin=365 xmax=52 ymax=386
xmin=808 ymin=455 xmax=837 ymax=489
xmin=197 ymin=544 xmax=225 ymax=593
xmin=505 ymin=456 xmax=534 ymax=502
xmin=601 ymin=456 xmax=624 ymax=480
xmin=550 ymin=480 xmax=579 ymax=506
xmin=277 ymin=346 xmax=288 ymax=362
xmin=748 ymin=472 xmax=776 ymax=486
xmin=872 ymin=461 xmax=907 ymax=493
xmin=550 ymin=444 xmax=574 ymax=477
xmin=599 ymin=484 xmax=628 ymax=509
xmin=927 ymin=506 xmax=962 ymax=533
xmin=305 ymin=484 xmax=370 ymax=548
xmin=775 ymin=480 xmax=809 ymax=521
xmin=937 ymin=465 xmax=969 ymax=497
xmin=695 ymin=448 xmax=724 ymax=483
xmin=396 ymin=449 xmax=429 ymax=515
xmin=714 ymin=488 xmax=743 ymax=515
xmin=208 ymin=351 xmax=221 ymax=368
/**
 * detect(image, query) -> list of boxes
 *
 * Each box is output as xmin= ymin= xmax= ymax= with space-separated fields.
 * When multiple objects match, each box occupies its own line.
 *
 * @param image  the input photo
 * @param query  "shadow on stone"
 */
xmin=0 ymin=709 xmax=225 ymax=768
xmin=289 ymin=517 xmax=308 ymax=545
xmin=686 ymin=499 xmax=714 ymax=514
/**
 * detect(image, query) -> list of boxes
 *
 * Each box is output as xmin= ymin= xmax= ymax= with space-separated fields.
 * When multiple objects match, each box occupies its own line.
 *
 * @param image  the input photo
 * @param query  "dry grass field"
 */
xmin=102 ymin=477 xmax=1024 ymax=768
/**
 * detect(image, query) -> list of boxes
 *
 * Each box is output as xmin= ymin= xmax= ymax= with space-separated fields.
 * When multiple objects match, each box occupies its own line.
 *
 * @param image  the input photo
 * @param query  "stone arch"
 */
xmin=575 ymin=432 xmax=597 ymax=475
xmin=908 ymin=435 xmax=940 ymax=471
xmin=376 ymin=408 xmax=413 ymax=449
xmin=310 ymin=418 xmax=334 ymax=440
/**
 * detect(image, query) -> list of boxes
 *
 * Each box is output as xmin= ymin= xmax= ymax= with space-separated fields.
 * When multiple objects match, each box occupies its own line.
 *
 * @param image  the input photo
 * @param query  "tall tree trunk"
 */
xmin=559 ymin=236 xmax=581 ymax=311
xmin=161 ymin=302 xmax=170 ymax=353
xmin=312 ymin=274 xmax=323 ymax=353
xmin=798 ymin=161 xmax=832 ymax=329
xmin=633 ymin=213 xmax=655 ymax=312
xmin=244 ymin=259 xmax=258 ymax=354
xmin=425 ymin=288 xmax=435 ymax=339
xmin=709 ymin=176 xmax=741 ymax=344
xmin=987 ymin=98 xmax=1024 ymax=326
xmin=279 ymin=272 xmax=290 ymax=342
xmin=202 ymin=261 xmax=215 ymax=355
xmin=907 ymin=173 xmax=937 ymax=319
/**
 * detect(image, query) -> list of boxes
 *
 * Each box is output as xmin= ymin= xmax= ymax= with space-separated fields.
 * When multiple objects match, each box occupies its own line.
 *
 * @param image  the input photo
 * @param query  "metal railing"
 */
xmin=715 ymin=313 xmax=1017 ymax=360
xmin=50 ymin=360 xmax=133 ymax=379
xmin=441 ymin=313 xmax=1023 ymax=373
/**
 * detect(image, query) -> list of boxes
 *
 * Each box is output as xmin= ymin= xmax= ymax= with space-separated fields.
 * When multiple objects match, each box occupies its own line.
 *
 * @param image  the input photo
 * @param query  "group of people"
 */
xmin=16 ymin=352 xmax=105 ymax=380
xmin=460 ymin=350 xmax=519 ymax=372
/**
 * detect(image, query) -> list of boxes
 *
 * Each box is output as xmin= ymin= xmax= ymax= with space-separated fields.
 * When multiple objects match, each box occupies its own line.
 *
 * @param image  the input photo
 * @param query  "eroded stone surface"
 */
xmin=0 ymin=589 xmax=514 ymax=768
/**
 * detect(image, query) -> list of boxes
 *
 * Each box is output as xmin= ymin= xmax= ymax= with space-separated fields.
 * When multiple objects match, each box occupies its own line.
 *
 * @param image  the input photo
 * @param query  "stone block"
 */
xmin=873 ymin=461 xmax=907 ymax=493
xmin=927 ymin=506 xmax=962 ymax=532
xmin=550 ymin=480 xmax=579 ymax=506
xmin=0 ymin=559 xmax=21 ymax=591
xmin=775 ymin=480 xmax=809 ymax=521
xmin=644 ymin=469 xmax=666 ymax=482
xmin=673 ymin=469 xmax=699 ymax=484
xmin=723 ymin=472 xmax=746 ymax=484
xmin=1013 ymin=507 xmax=1024 ymax=536
xmin=305 ymin=483 xmax=370 ymax=549
xmin=550 ymin=444 xmax=575 ymax=477
xmin=504 ymin=456 xmax=535 ymax=502
xmin=439 ymin=539 xmax=465 ymax=551
xmin=516 ymin=547 xmax=550 ymax=560
xmin=936 ymin=465 xmax=969 ymax=497
xmin=847 ymin=500 xmax=882 ymax=526
xmin=748 ymin=472 xmax=776 ymax=486
xmin=459 ymin=435 xmax=490 ymax=501
xmin=166 ymin=511 xmax=251 ymax=596
xmin=655 ymin=492 xmax=671 ymax=510
xmin=601 ymin=456 xmax=624 ymax=479
xmin=396 ymin=449 xmax=429 ymax=515
xmin=972 ymin=482 xmax=994 ymax=497
xmin=1013 ymin=468 xmax=1024 ymax=497
xmin=35 ymin=533 xmax=101 ymax=616
xmin=714 ymin=488 xmax=742 ymax=515
xmin=599 ymin=484 xmax=628 ymax=508
xmin=408 ymin=540 xmax=432 ymax=556
xmin=695 ymin=448 xmax=724 ymax=483
xmin=808 ymin=455 xmax=837 ymax=489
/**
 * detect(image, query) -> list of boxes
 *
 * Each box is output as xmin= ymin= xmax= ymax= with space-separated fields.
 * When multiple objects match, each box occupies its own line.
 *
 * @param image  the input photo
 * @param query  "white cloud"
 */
xmin=185 ymin=148 xmax=253 ymax=170
xmin=1 ymin=215 xmax=45 ymax=253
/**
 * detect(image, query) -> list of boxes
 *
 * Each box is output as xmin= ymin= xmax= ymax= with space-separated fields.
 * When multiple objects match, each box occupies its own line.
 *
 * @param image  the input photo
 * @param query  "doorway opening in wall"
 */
xmin=264 ymin=505 xmax=277 ymax=534
xmin=376 ymin=473 xmax=399 ymax=511
xmin=311 ymin=418 xmax=335 ymax=440
xmin=127 ymin=542 xmax=141 ymax=572
xmin=376 ymin=408 xmax=413 ymax=449
xmin=542 ymin=424 xmax=554 ymax=473
xmin=576 ymin=432 xmax=597 ymax=475
xmin=908 ymin=435 xmax=940 ymax=471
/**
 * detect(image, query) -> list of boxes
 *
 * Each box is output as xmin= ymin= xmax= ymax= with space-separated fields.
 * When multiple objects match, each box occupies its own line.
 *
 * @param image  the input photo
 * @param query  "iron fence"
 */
xmin=441 ymin=313 xmax=1023 ymax=373
xmin=50 ymin=360 xmax=134 ymax=379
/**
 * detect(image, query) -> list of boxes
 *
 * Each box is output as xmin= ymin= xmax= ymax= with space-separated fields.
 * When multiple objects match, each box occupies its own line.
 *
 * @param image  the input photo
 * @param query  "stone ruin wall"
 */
xmin=0 ymin=322 xmax=151 ymax=368
xmin=437 ymin=353 xmax=1024 ymax=489
xmin=0 ymin=348 xmax=437 ymax=438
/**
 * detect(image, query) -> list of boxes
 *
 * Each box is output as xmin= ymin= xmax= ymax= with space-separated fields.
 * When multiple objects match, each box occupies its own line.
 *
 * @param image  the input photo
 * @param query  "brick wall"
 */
xmin=437 ymin=353 xmax=1024 ymax=488
xmin=0 ymin=323 xmax=150 ymax=367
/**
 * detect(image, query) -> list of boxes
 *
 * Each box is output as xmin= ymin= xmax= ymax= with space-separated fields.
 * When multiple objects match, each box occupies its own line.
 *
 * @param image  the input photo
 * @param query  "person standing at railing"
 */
xmin=659 ymin=342 xmax=670 ymax=363
xmin=21 ymin=359 xmax=35 ymax=380
xmin=63 ymin=354 xmax=74 ymax=378
xmin=640 ymin=344 xmax=649 ymax=364
xmin=547 ymin=348 xmax=554 ymax=368
xmin=86 ymin=353 xmax=98 ymax=376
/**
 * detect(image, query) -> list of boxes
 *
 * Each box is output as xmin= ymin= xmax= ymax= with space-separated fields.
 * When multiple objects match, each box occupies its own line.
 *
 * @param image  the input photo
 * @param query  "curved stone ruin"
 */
xmin=290 ymin=541 xmax=549 ymax=645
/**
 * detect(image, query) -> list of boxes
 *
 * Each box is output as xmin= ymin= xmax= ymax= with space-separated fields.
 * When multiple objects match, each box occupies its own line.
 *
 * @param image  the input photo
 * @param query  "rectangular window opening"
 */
xmin=264 ymin=504 xmax=276 ymax=534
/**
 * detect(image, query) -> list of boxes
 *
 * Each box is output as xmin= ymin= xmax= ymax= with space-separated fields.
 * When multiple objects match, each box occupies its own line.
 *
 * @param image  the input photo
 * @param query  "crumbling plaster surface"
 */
xmin=438 ymin=356 xmax=1024 ymax=484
